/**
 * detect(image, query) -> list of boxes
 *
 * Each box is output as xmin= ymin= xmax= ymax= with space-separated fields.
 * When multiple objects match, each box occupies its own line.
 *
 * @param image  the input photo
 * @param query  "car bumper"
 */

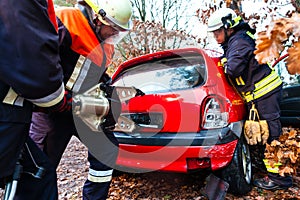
xmin=114 ymin=122 xmax=242 ymax=173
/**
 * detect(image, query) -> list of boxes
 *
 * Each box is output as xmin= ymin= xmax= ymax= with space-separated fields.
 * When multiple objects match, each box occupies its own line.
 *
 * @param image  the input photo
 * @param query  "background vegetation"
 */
xmin=54 ymin=0 xmax=300 ymax=85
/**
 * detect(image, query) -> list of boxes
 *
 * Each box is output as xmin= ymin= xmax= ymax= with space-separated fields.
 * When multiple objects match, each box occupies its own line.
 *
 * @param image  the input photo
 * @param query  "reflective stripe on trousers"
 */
xmin=87 ymin=168 xmax=113 ymax=183
xmin=263 ymin=159 xmax=281 ymax=174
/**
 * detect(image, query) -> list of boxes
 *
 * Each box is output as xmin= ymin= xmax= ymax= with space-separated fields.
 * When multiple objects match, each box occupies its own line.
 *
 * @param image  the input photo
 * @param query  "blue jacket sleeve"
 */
xmin=225 ymin=36 xmax=254 ymax=78
xmin=0 ymin=0 xmax=64 ymax=107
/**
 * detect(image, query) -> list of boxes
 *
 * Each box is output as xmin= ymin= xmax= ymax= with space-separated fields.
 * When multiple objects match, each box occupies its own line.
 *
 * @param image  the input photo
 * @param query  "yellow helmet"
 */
xmin=207 ymin=8 xmax=241 ymax=32
xmin=84 ymin=0 xmax=133 ymax=31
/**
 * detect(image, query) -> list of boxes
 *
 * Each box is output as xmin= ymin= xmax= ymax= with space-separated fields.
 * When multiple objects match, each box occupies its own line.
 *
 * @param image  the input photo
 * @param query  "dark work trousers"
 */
xmin=15 ymin=138 xmax=58 ymax=200
xmin=82 ymin=153 xmax=115 ymax=200
xmin=30 ymin=111 xmax=119 ymax=199
xmin=248 ymin=89 xmax=282 ymax=143
xmin=0 ymin=122 xmax=57 ymax=200
xmin=0 ymin=122 xmax=27 ymax=181
xmin=247 ymin=88 xmax=293 ymax=187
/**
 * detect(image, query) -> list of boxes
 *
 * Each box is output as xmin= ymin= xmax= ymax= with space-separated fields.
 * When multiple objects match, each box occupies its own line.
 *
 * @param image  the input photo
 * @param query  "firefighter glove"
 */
xmin=259 ymin=120 xmax=269 ymax=145
xmin=221 ymin=57 xmax=228 ymax=74
xmin=249 ymin=127 xmax=262 ymax=145
xmin=244 ymin=103 xmax=263 ymax=145
xmin=244 ymin=120 xmax=261 ymax=145
xmin=55 ymin=90 xmax=73 ymax=112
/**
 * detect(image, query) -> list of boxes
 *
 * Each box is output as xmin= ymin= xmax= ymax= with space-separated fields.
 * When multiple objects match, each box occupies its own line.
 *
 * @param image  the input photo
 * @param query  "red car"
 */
xmin=111 ymin=48 xmax=252 ymax=195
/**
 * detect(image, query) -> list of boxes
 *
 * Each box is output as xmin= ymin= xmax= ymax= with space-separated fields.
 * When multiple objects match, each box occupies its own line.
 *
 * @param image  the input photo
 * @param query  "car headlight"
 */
xmin=202 ymin=97 xmax=228 ymax=129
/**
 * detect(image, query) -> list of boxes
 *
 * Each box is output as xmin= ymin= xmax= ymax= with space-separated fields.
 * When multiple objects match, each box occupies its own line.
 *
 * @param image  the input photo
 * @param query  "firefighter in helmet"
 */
xmin=29 ymin=0 xmax=133 ymax=199
xmin=207 ymin=8 xmax=292 ymax=190
xmin=0 ymin=0 xmax=72 ymax=199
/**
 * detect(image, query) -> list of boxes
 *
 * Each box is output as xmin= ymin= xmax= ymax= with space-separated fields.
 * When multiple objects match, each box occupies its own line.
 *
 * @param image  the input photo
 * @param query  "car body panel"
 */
xmin=116 ymin=140 xmax=238 ymax=173
xmin=111 ymin=48 xmax=247 ymax=172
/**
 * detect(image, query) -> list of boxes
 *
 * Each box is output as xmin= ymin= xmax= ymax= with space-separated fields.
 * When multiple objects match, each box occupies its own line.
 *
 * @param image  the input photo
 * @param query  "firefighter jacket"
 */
xmin=55 ymin=7 xmax=115 ymax=93
xmin=221 ymin=23 xmax=282 ymax=103
xmin=0 ymin=0 xmax=64 ymax=123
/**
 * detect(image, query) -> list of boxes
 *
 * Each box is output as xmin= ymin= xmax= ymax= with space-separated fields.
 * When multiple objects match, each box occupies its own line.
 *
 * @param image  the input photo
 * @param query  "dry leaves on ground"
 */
xmin=56 ymin=136 xmax=300 ymax=200
xmin=1 ymin=133 xmax=300 ymax=199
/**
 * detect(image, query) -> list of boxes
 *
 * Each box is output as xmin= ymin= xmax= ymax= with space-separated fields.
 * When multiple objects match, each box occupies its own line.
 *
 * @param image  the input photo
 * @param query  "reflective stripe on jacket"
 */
xmin=222 ymin=27 xmax=282 ymax=102
xmin=242 ymin=70 xmax=282 ymax=102
xmin=55 ymin=7 xmax=114 ymax=93
xmin=65 ymin=55 xmax=107 ymax=93
xmin=3 ymin=84 xmax=65 ymax=107
xmin=55 ymin=7 xmax=114 ymax=67
xmin=0 ymin=0 xmax=64 ymax=122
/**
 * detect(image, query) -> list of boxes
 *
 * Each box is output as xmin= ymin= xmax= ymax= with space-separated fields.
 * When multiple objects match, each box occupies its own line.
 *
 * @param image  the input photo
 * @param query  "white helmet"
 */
xmin=84 ymin=0 xmax=133 ymax=31
xmin=207 ymin=8 xmax=241 ymax=32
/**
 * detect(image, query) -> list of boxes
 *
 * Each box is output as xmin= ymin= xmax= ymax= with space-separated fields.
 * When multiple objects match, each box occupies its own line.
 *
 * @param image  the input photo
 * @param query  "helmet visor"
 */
xmin=104 ymin=30 xmax=129 ymax=44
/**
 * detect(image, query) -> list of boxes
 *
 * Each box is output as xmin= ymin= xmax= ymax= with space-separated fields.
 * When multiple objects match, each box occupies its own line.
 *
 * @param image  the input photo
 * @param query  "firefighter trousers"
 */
xmin=30 ymin=111 xmax=119 ymax=199
xmin=1 ymin=121 xmax=58 ymax=199
xmin=247 ymin=89 xmax=293 ymax=187
xmin=14 ymin=138 xmax=58 ymax=200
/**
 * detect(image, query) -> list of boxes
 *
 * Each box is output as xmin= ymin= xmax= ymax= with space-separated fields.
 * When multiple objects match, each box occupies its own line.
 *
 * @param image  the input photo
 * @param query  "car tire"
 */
xmin=112 ymin=169 xmax=125 ymax=177
xmin=215 ymin=137 xmax=252 ymax=195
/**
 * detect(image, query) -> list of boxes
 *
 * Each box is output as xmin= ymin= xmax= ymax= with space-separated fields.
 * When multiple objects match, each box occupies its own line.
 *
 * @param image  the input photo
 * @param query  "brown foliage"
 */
xmin=264 ymin=128 xmax=300 ymax=176
xmin=286 ymin=41 xmax=300 ymax=74
xmin=254 ymin=13 xmax=300 ymax=75
xmin=51 ymin=134 xmax=300 ymax=200
xmin=291 ymin=0 xmax=300 ymax=12
xmin=108 ymin=19 xmax=199 ymax=74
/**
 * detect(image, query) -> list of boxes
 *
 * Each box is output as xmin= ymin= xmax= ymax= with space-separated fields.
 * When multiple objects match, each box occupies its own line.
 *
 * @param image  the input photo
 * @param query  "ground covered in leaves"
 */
xmin=0 ymin=134 xmax=299 ymax=199
xmin=56 ymin=136 xmax=300 ymax=200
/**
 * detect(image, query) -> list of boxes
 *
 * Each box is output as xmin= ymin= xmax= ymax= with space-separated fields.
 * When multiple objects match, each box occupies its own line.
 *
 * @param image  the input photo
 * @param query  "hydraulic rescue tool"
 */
xmin=73 ymin=82 xmax=145 ymax=132
xmin=4 ymin=81 xmax=144 ymax=200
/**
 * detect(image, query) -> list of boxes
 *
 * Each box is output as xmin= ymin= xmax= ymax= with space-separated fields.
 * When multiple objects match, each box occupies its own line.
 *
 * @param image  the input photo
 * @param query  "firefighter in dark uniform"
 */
xmin=207 ymin=8 xmax=293 ymax=190
xmin=0 ymin=0 xmax=70 ymax=199
xmin=29 ymin=0 xmax=133 ymax=199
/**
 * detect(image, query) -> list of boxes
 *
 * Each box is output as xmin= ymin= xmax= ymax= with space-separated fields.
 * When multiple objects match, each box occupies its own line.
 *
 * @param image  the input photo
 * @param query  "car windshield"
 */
xmin=113 ymin=54 xmax=207 ymax=94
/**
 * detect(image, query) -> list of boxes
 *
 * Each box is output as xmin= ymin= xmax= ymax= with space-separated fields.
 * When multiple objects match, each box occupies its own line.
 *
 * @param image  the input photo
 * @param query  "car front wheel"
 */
xmin=216 ymin=136 xmax=252 ymax=195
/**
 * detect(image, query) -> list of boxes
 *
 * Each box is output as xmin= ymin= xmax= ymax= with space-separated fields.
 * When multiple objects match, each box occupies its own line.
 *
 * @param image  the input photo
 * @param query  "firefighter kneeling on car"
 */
xmin=207 ymin=8 xmax=293 ymax=190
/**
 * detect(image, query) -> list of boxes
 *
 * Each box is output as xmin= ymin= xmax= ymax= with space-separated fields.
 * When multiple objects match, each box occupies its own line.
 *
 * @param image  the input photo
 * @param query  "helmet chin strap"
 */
xmin=224 ymin=29 xmax=229 ymax=42
xmin=94 ymin=23 xmax=105 ymax=43
xmin=222 ymin=27 xmax=232 ymax=45
xmin=77 ymin=3 xmax=105 ymax=43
